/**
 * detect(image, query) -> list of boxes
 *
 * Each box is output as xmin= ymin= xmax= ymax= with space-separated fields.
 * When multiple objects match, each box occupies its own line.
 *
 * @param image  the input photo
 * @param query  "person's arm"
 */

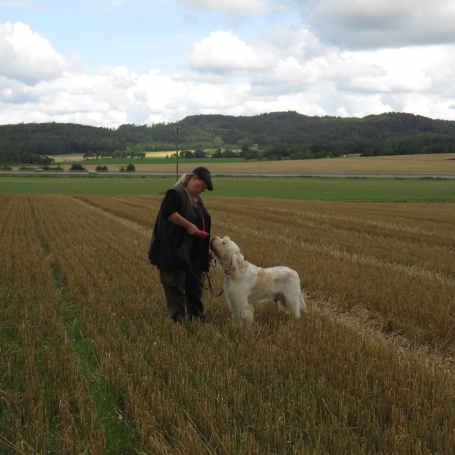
xmin=161 ymin=189 xmax=197 ymax=235
xmin=168 ymin=212 xmax=199 ymax=235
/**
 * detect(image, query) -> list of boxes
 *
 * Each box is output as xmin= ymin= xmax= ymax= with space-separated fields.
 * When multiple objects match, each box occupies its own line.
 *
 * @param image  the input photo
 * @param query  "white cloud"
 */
xmin=2 ymin=19 xmax=455 ymax=127
xmin=265 ymin=26 xmax=326 ymax=61
xmin=0 ymin=22 xmax=66 ymax=84
xmin=333 ymin=45 xmax=454 ymax=96
xmin=274 ymin=55 xmax=328 ymax=86
xmin=305 ymin=0 xmax=455 ymax=49
xmin=190 ymin=30 xmax=272 ymax=72
xmin=178 ymin=0 xmax=269 ymax=15
xmin=0 ymin=65 xmax=253 ymax=126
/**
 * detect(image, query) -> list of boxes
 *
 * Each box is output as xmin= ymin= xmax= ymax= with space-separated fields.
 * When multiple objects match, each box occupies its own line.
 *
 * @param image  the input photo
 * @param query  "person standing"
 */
xmin=149 ymin=167 xmax=213 ymax=322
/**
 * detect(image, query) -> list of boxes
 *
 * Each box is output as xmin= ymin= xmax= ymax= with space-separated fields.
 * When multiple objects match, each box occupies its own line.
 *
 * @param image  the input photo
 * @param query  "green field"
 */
xmin=1 ymin=175 xmax=455 ymax=202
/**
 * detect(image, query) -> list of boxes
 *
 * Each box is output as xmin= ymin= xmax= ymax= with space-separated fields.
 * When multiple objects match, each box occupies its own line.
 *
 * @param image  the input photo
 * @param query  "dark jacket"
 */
xmin=148 ymin=184 xmax=211 ymax=272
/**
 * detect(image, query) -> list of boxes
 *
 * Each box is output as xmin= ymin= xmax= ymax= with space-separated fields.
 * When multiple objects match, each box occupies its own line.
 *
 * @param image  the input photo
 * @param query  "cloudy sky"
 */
xmin=1 ymin=0 xmax=455 ymax=126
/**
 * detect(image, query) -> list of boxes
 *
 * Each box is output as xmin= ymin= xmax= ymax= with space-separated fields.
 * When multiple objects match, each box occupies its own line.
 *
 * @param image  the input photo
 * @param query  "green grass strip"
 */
xmin=0 ymin=316 xmax=16 ymax=455
xmin=1 ymin=175 xmax=455 ymax=202
xmin=52 ymin=270 xmax=139 ymax=455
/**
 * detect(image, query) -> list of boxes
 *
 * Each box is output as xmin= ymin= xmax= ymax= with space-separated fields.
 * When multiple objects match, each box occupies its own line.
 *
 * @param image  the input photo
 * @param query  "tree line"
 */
xmin=1 ymin=111 xmax=455 ymax=164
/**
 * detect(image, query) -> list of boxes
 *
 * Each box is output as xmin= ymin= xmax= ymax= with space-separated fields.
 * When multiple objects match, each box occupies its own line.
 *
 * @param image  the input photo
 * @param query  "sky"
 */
xmin=1 ymin=0 xmax=455 ymax=127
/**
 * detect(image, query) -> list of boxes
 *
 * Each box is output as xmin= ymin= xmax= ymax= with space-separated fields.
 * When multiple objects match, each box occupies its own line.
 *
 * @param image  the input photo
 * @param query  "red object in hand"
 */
xmin=195 ymin=230 xmax=209 ymax=239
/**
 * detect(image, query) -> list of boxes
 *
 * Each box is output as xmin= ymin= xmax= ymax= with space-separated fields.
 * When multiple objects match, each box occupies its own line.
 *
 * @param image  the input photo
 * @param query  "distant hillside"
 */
xmin=1 ymin=112 xmax=455 ymax=164
xmin=0 ymin=123 xmax=118 ymax=165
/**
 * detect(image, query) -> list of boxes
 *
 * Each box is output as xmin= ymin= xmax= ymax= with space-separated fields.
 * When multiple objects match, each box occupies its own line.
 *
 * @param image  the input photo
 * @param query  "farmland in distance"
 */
xmin=1 ymin=193 xmax=454 ymax=453
xmin=46 ymin=152 xmax=455 ymax=175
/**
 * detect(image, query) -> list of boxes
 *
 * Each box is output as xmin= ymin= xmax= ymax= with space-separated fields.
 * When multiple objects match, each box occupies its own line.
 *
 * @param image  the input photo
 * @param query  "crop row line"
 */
xmin=310 ymin=298 xmax=455 ymax=375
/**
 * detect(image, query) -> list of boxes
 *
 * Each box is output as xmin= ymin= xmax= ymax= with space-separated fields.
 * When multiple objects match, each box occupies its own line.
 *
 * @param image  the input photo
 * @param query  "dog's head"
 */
xmin=211 ymin=235 xmax=246 ymax=276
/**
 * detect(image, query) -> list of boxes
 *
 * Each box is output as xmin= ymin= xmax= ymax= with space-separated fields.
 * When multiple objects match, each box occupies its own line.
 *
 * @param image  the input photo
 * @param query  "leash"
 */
xmin=205 ymin=270 xmax=224 ymax=297
xmin=185 ymin=266 xmax=224 ymax=298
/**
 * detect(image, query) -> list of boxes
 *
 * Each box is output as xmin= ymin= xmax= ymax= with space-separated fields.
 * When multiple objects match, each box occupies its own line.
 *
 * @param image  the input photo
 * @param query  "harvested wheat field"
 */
xmin=1 ymin=194 xmax=455 ymax=453
xmin=77 ymin=152 xmax=455 ymax=175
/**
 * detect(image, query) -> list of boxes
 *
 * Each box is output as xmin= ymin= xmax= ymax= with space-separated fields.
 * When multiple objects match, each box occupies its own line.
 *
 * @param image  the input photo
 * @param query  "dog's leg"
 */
xmin=239 ymin=302 xmax=254 ymax=328
xmin=225 ymin=292 xmax=241 ymax=326
xmin=229 ymin=292 xmax=254 ymax=328
xmin=224 ymin=290 xmax=232 ymax=312
xmin=284 ymin=286 xmax=304 ymax=319
xmin=225 ymin=291 xmax=241 ymax=327
xmin=275 ymin=293 xmax=290 ymax=314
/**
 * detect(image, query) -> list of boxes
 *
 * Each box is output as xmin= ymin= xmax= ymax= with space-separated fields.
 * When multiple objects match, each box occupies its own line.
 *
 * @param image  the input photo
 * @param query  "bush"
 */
xmin=126 ymin=163 xmax=136 ymax=172
xmin=193 ymin=149 xmax=207 ymax=158
xmin=41 ymin=165 xmax=63 ymax=171
xmin=70 ymin=163 xmax=86 ymax=171
xmin=95 ymin=165 xmax=109 ymax=172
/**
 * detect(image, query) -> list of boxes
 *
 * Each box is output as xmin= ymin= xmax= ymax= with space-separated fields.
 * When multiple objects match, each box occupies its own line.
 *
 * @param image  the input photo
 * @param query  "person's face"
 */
xmin=187 ymin=176 xmax=207 ymax=195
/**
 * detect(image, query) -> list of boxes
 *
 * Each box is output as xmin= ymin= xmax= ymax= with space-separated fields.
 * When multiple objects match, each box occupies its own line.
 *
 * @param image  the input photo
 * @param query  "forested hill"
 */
xmin=1 ymin=111 xmax=455 ymax=164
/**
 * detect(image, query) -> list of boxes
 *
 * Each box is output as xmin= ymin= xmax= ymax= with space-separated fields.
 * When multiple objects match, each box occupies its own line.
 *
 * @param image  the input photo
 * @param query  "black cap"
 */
xmin=192 ymin=166 xmax=213 ymax=191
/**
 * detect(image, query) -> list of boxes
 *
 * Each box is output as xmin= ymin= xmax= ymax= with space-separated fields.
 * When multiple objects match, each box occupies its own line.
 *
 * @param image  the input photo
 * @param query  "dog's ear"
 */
xmin=230 ymin=251 xmax=245 ymax=274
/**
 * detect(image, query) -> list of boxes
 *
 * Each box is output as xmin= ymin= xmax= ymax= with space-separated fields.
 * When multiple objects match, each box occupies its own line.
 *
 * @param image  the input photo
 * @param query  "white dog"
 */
xmin=211 ymin=235 xmax=306 ymax=327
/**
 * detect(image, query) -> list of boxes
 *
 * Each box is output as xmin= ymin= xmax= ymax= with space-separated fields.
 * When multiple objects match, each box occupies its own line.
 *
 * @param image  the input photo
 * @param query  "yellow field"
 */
xmin=145 ymin=151 xmax=177 ymax=158
xmin=1 ymin=194 xmax=455 ymax=453
xmin=47 ymin=153 xmax=87 ymax=162
xmin=48 ymin=151 xmax=175 ymax=162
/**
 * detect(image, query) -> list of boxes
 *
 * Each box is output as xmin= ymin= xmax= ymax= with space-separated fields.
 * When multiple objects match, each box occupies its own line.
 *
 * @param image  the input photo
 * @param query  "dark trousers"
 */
xmin=159 ymin=268 xmax=204 ymax=322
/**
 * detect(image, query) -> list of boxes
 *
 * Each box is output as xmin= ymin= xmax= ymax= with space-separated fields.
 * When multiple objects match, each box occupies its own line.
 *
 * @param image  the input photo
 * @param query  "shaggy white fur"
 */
xmin=211 ymin=235 xmax=307 ymax=327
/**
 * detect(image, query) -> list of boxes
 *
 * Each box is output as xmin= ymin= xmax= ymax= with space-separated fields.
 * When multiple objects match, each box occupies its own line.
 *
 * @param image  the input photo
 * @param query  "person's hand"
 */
xmin=186 ymin=223 xmax=199 ymax=236
xmin=195 ymin=230 xmax=209 ymax=239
